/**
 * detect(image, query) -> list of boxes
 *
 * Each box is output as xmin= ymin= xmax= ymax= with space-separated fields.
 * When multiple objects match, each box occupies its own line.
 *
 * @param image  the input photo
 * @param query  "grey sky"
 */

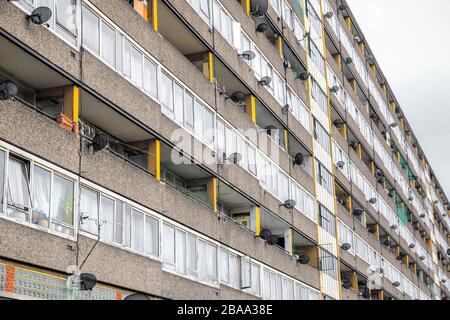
xmin=346 ymin=0 xmax=450 ymax=197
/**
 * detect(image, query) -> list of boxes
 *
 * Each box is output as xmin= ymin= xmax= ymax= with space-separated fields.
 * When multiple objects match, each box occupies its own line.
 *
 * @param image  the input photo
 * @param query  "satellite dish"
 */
xmin=265 ymin=125 xmax=277 ymax=135
xmin=342 ymin=280 xmax=352 ymax=289
xmin=390 ymin=224 xmax=398 ymax=230
xmin=330 ymin=85 xmax=340 ymax=93
xmin=293 ymin=153 xmax=304 ymax=166
xmin=336 ymin=161 xmax=345 ymax=169
xmin=333 ymin=119 xmax=345 ymax=127
xmin=392 ymin=281 xmax=400 ymax=288
xmin=345 ymin=57 xmax=353 ymax=65
xmin=349 ymin=141 xmax=358 ymax=149
xmin=27 ymin=6 xmax=52 ymax=25
xmin=297 ymin=255 xmax=310 ymax=265
xmin=382 ymin=239 xmax=391 ymax=247
xmin=228 ymin=152 xmax=242 ymax=164
xmin=352 ymin=208 xmax=364 ymax=217
xmin=79 ymin=273 xmax=97 ymax=291
xmin=258 ymin=76 xmax=272 ymax=87
xmin=282 ymin=199 xmax=296 ymax=210
xmin=341 ymin=243 xmax=352 ymax=251
xmin=124 ymin=293 xmax=150 ymax=300
xmin=447 ymin=248 xmax=450 ymax=256
xmin=239 ymin=50 xmax=256 ymax=61
xmin=91 ymin=133 xmax=108 ymax=152
xmin=296 ymin=71 xmax=310 ymax=81
xmin=419 ymin=213 xmax=426 ymax=218
xmin=369 ymin=197 xmax=377 ymax=204
xmin=256 ymin=22 xmax=268 ymax=33
xmin=419 ymin=255 xmax=425 ymax=261
xmin=250 ymin=0 xmax=268 ymax=17
xmin=0 ymin=81 xmax=18 ymax=100
xmin=227 ymin=91 xmax=246 ymax=104
xmin=408 ymin=243 xmax=415 ymax=249
xmin=324 ymin=11 xmax=334 ymax=19
xmin=259 ymin=228 xmax=272 ymax=241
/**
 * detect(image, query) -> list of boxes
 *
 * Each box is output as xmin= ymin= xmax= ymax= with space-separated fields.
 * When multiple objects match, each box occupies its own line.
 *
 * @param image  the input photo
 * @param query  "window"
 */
xmin=0 ymin=150 xmax=5 ymax=211
xmin=161 ymin=72 xmax=173 ymax=113
xmin=32 ymin=166 xmax=51 ymax=228
xmin=99 ymin=195 xmax=114 ymax=242
xmin=7 ymin=156 xmax=31 ymax=221
xmin=144 ymin=214 xmax=159 ymax=257
xmin=319 ymin=205 xmax=336 ymax=237
xmin=131 ymin=46 xmax=143 ymax=88
xmin=82 ymin=6 xmax=99 ymax=54
xmin=100 ymin=21 xmax=115 ymax=66
xmin=114 ymin=200 xmax=124 ymax=244
xmin=313 ymin=119 xmax=330 ymax=154
xmin=115 ymin=32 xmax=123 ymax=73
xmin=203 ymin=108 xmax=214 ymax=147
xmin=173 ymin=82 xmax=184 ymax=125
xmin=123 ymin=39 xmax=131 ymax=78
xmin=186 ymin=233 xmax=197 ymax=277
xmin=198 ymin=240 xmax=217 ymax=284
xmin=162 ymin=223 xmax=176 ymax=268
xmin=194 ymin=100 xmax=204 ymax=137
xmin=184 ymin=93 xmax=194 ymax=132
xmin=315 ymin=160 xmax=333 ymax=195
xmin=56 ymin=0 xmax=77 ymax=35
xmin=219 ymin=249 xmax=238 ymax=288
xmin=80 ymin=187 xmax=99 ymax=235
xmin=50 ymin=175 xmax=74 ymax=235
xmin=131 ymin=209 xmax=144 ymax=252
xmin=143 ymin=57 xmax=158 ymax=98
xmin=175 ymin=229 xmax=186 ymax=274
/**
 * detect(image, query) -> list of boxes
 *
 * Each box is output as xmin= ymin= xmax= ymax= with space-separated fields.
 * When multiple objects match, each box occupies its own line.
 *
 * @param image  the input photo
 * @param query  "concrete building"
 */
xmin=0 ymin=0 xmax=448 ymax=300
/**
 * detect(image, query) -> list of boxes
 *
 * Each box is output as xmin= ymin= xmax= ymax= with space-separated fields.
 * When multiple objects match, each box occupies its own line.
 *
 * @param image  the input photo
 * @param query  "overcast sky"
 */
xmin=346 ymin=0 xmax=450 ymax=196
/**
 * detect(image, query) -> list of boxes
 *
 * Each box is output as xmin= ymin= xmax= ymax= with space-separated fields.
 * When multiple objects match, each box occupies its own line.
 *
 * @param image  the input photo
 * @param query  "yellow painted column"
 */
xmin=341 ymin=123 xmax=347 ymax=140
xmin=381 ymin=83 xmax=387 ymax=97
xmin=390 ymin=101 xmax=396 ymax=113
xmin=371 ymin=161 xmax=375 ymax=176
xmin=351 ymin=79 xmax=357 ymax=94
xmin=345 ymin=17 xmax=351 ymax=31
xmin=333 ymin=54 xmax=342 ymax=70
xmin=358 ymin=42 xmax=365 ymax=53
xmin=357 ymin=144 xmax=362 ymax=160
xmin=378 ymin=290 xmax=384 ymax=300
xmin=62 ymin=85 xmax=79 ymax=134
xmin=151 ymin=0 xmax=158 ymax=31
xmin=207 ymin=177 xmax=218 ymax=213
xmin=255 ymin=206 xmax=261 ymax=236
xmin=405 ymin=255 xmax=410 ymax=269
xmin=147 ymin=139 xmax=161 ymax=181
xmin=202 ymin=52 xmax=214 ymax=83
xmin=245 ymin=95 xmax=256 ymax=124
xmin=277 ymin=36 xmax=283 ymax=60
xmin=351 ymin=272 xmax=358 ymax=291
xmin=284 ymin=130 xmax=289 ymax=153
xmin=242 ymin=0 xmax=250 ymax=16
xmin=375 ymin=224 xmax=380 ymax=241
xmin=370 ymin=64 xmax=376 ymax=77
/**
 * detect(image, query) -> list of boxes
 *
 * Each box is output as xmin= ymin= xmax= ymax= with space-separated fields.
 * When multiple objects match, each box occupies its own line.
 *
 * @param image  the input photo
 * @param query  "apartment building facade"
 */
xmin=0 ymin=0 xmax=449 ymax=300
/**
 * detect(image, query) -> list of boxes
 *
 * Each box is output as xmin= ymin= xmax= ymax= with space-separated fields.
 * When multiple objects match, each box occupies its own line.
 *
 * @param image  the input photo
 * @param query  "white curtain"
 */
xmin=206 ymin=243 xmax=217 ymax=281
xmin=51 ymin=175 xmax=73 ymax=227
xmin=32 ymin=166 xmax=51 ymax=225
xmin=219 ymin=250 xmax=229 ymax=284
xmin=131 ymin=209 xmax=144 ymax=252
xmin=144 ymin=215 xmax=159 ymax=257
xmin=175 ymin=230 xmax=186 ymax=274
xmin=162 ymin=224 xmax=175 ymax=269
xmin=100 ymin=21 xmax=115 ymax=66
xmin=143 ymin=58 xmax=158 ymax=98
xmin=131 ymin=46 xmax=143 ymax=88
xmin=7 ymin=157 xmax=30 ymax=210
xmin=186 ymin=233 xmax=197 ymax=277
xmin=82 ymin=6 xmax=99 ymax=53
xmin=114 ymin=201 xmax=124 ymax=245
xmin=197 ymin=240 xmax=207 ymax=282
xmin=80 ymin=187 xmax=98 ymax=235
xmin=99 ymin=195 xmax=114 ymax=242
xmin=229 ymin=254 xmax=237 ymax=288
xmin=0 ymin=151 xmax=4 ymax=208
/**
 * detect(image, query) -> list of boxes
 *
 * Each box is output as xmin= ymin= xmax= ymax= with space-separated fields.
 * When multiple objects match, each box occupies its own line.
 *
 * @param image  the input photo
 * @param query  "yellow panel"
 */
xmin=147 ymin=139 xmax=161 ymax=181
xmin=245 ymin=95 xmax=256 ymax=124
xmin=207 ymin=177 xmax=217 ymax=212
xmin=255 ymin=207 xmax=261 ymax=236
xmin=133 ymin=0 xmax=149 ymax=21
xmin=152 ymin=0 xmax=158 ymax=31
xmin=242 ymin=0 xmax=250 ymax=16
xmin=277 ymin=36 xmax=283 ymax=59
